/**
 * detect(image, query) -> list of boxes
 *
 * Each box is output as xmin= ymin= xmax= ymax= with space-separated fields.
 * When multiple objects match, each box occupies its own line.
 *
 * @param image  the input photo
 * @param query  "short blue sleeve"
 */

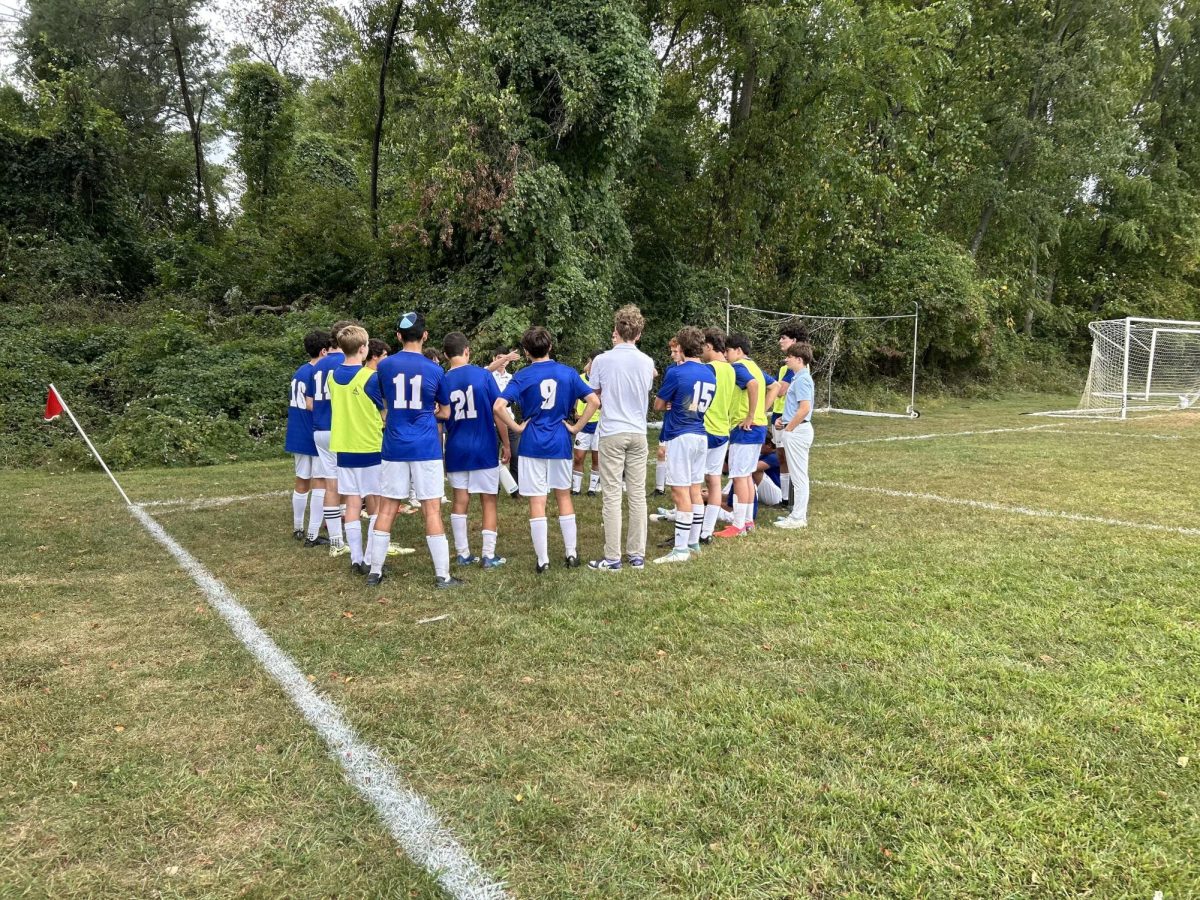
xmin=763 ymin=370 xmax=777 ymax=386
xmin=304 ymin=365 xmax=317 ymax=397
xmin=435 ymin=377 xmax=451 ymax=406
xmin=501 ymin=374 xmax=521 ymax=405
xmin=733 ymin=363 xmax=751 ymax=388
xmin=364 ymin=372 xmax=384 ymax=409
xmin=655 ymin=367 xmax=677 ymax=401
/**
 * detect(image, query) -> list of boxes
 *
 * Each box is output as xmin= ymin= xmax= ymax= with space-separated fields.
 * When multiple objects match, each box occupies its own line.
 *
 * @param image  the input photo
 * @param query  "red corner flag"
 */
xmin=45 ymin=385 xmax=65 ymax=421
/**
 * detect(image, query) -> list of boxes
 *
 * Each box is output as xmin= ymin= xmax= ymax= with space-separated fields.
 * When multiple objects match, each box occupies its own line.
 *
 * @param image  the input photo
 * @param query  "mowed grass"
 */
xmin=3 ymin=394 xmax=1199 ymax=897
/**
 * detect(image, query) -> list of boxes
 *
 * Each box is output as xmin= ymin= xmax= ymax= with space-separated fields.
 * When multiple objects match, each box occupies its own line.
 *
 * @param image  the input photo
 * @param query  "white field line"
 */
xmin=817 ymin=423 xmax=1070 ymax=448
xmin=816 ymin=481 xmax=1200 ymax=538
xmin=138 ymin=490 xmax=288 ymax=510
xmin=128 ymin=505 xmax=509 ymax=900
xmin=1036 ymin=429 xmax=1181 ymax=440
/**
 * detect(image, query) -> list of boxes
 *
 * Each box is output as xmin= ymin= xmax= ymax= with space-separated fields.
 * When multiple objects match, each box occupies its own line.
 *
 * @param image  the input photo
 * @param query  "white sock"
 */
xmin=717 ymin=507 xmax=734 ymax=523
xmin=482 ymin=529 xmax=498 ymax=559
xmin=427 ymin=533 xmax=450 ymax=579
xmin=572 ymin=471 xmax=583 ymax=493
xmin=530 ymin=516 xmax=549 ymax=566
xmin=781 ymin=473 xmax=791 ymax=501
xmin=655 ymin=461 xmax=667 ymax=491
xmin=450 ymin=513 xmax=469 ymax=556
xmin=345 ymin=520 xmax=363 ymax=564
xmin=291 ymin=491 xmax=309 ymax=530
xmin=559 ymin=514 xmax=577 ymax=558
xmin=732 ymin=501 xmax=748 ymax=530
xmin=369 ymin=529 xmax=389 ymax=575
xmin=589 ymin=471 xmax=601 ymax=492
xmin=674 ymin=516 xmax=690 ymax=552
xmin=690 ymin=504 xmax=704 ymax=545
xmin=702 ymin=504 xmax=721 ymax=539
xmin=307 ymin=489 xmax=325 ymax=539
xmin=324 ymin=506 xmax=343 ymax=543
xmin=365 ymin=514 xmax=377 ymax=559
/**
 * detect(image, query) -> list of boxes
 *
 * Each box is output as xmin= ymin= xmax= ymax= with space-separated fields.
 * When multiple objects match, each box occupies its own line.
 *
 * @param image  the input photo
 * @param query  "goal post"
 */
xmin=723 ymin=296 xmax=921 ymax=419
xmin=1035 ymin=316 xmax=1200 ymax=419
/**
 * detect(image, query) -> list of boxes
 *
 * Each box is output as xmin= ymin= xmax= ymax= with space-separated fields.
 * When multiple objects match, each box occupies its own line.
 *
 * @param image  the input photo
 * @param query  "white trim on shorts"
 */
xmin=704 ymin=438 xmax=728 ymax=477
xmin=518 ymin=457 xmax=573 ymax=496
xmin=381 ymin=459 xmax=445 ymax=501
xmin=337 ymin=464 xmax=381 ymax=498
xmin=665 ymin=433 xmax=707 ymax=487
xmin=728 ymin=442 xmax=761 ymax=479
xmin=293 ymin=453 xmax=316 ymax=480
xmin=447 ymin=466 xmax=501 ymax=495
xmin=312 ymin=431 xmax=336 ymax=480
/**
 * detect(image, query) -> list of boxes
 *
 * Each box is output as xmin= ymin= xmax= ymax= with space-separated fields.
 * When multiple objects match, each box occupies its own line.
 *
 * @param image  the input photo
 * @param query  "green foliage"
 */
xmin=225 ymin=61 xmax=296 ymax=203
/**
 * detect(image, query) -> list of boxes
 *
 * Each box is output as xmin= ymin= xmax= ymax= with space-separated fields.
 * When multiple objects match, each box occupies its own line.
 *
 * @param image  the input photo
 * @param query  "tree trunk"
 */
xmin=371 ymin=0 xmax=404 ymax=241
xmin=167 ymin=13 xmax=209 ymax=224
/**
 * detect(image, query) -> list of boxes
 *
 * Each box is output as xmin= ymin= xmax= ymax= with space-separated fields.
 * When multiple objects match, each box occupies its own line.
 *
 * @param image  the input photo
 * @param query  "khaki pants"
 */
xmin=598 ymin=432 xmax=648 ymax=561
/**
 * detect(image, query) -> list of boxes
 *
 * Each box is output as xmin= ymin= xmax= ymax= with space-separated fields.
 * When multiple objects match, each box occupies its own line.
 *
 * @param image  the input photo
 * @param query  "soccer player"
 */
xmin=571 ymin=350 xmax=602 ymax=496
xmin=307 ymin=320 xmax=358 ymax=553
xmin=651 ymin=326 xmax=716 ymax=563
xmin=771 ymin=342 xmax=815 ymax=528
xmin=715 ymin=332 xmax=775 ymax=538
xmin=365 ymin=311 xmax=460 ymax=589
xmin=328 ymin=326 xmax=383 ymax=575
xmin=653 ymin=338 xmax=683 ymax=497
xmin=699 ymin=328 xmax=736 ymax=542
xmin=772 ymin=324 xmax=808 ymax=505
xmin=493 ymin=326 xmax=598 ymax=574
xmin=488 ymin=349 xmax=522 ymax=497
xmin=436 ymin=331 xmax=509 ymax=569
xmin=366 ymin=338 xmax=389 ymax=370
xmin=286 ymin=330 xmax=329 ymax=541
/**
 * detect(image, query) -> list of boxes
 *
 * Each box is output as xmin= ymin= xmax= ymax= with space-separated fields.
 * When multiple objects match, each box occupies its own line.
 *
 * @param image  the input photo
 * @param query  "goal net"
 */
xmin=1036 ymin=317 xmax=1200 ymax=418
xmin=724 ymin=299 xmax=920 ymax=419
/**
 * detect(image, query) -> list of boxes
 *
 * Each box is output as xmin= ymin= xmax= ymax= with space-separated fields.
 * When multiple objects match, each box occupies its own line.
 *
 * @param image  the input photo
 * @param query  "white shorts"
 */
xmin=448 ymin=466 xmax=501 ymax=495
xmin=313 ymin=431 xmax=336 ymax=481
xmin=574 ymin=429 xmax=599 ymax=452
xmin=704 ymin=440 xmax=728 ymax=477
xmin=664 ymin=433 xmax=707 ymax=487
xmin=336 ymin=464 xmax=380 ymax=498
xmin=293 ymin=453 xmax=317 ymax=479
xmin=757 ymin=476 xmax=783 ymax=506
xmin=381 ymin=459 xmax=445 ymax=501
xmin=518 ymin=457 xmax=573 ymax=496
xmin=728 ymin=442 xmax=762 ymax=478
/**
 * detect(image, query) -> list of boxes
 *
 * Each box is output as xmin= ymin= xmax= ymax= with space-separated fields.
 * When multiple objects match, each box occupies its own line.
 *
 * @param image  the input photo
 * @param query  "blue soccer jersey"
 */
xmin=656 ymin=360 xmax=717 ymax=442
xmin=501 ymin=360 xmax=592 ymax=459
xmin=368 ymin=350 xmax=444 ymax=461
xmin=436 ymin=364 xmax=501 ymax=473
xmin=307 ymin=351 xmax=344 ymax=432
xmin=285 ymin=361 xmax=318 ymax=455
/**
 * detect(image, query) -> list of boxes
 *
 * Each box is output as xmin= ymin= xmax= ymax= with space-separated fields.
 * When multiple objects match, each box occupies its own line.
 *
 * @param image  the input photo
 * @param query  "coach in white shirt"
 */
xmin=588 ymin=304 xmax=656 ymax=570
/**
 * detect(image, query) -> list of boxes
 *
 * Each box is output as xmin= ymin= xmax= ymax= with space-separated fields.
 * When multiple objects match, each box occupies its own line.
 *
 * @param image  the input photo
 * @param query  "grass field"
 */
xmin=4 ymin=393 xmax=1199 ymax=897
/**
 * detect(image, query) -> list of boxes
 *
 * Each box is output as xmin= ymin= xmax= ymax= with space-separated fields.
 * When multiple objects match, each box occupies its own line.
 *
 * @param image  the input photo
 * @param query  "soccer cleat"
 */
xmin=387 ymin=545 xmax=415 ymax=556
xmin=653 ymin=549 xmax=692 ymax=564
xmin=698 ymin=535 xmax=713 ymax=545
xmin=350 ymin=562 xmax=367 ymax=576
xmin=328 ymin=540 xmax=350 ymax=557
xmin=587 ymin=558 xmax=622 ymax=571
xmin=292 ymin=529 xmax=305 ymax=541
xmin=564 ymin=555 xmax=580 ymax=568
xmin=455 ymin=553 xmax=480 ymax=566
xmin=586 ymin=489 xmax=597 ymax=497
xmin=366 ymin=571 xmax=386 ymax=587
xmin=536 ymin=562 xmax=551 ymax=575
xmin=689 ymin=543 xmax=702 ymax=555
xmin=435 ymin=575 xmax=464 ymax=589
xmin=653 ymin=488 xmax=666 ymax=497
xmin=713 ymin=525 xmax=749 ymax=539
xmin=304 ymin=535 xmax=330 ymax=548
xmin=627 ymin=556 xmax=645 ymax=570
xmin=482 ymin=555 xmax=507 ymax=569
xmin=774 ymin=517 xmax=808 ymax=530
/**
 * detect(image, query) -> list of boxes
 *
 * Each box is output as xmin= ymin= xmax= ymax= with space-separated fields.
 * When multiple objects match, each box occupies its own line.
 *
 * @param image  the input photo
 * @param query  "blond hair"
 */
xmin=337 ymin=325 xmax=369 ymax=356
xmin=613 ymin=304 xmax=645 ymax=342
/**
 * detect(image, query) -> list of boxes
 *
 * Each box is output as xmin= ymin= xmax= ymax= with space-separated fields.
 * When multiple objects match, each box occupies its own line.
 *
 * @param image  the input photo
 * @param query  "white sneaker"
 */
xmin=773 ymin=517 xmax=808 ymax=530
xmin=387 ymin=545 xmax=416 ymax=556
xmin=653 ymin=549 xmax=692 ymax=564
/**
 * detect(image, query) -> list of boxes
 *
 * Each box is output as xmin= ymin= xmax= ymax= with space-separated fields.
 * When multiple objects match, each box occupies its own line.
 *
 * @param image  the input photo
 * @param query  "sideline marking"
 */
xmin=816 ymin=481 xmax=1200 ymax=537
xmin=1036 ymin=429 xmax=1181 ymax=440
xmin=139 ymin=491 xmax=288 ymax=510
xmin=128 ymin=505 xmax=509 ymax=900
xmin=818 ymin=423 xmax=1069 ymax=448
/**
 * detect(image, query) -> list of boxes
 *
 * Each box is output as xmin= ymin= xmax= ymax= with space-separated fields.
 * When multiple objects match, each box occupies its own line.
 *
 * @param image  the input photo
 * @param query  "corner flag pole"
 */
xmin=46 ymin=384 xmax=133 ymax=507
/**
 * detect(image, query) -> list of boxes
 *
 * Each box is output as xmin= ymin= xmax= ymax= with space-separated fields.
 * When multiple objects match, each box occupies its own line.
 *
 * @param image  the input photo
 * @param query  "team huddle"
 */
xmin=284 ymin=305 xmax=815 ymax=588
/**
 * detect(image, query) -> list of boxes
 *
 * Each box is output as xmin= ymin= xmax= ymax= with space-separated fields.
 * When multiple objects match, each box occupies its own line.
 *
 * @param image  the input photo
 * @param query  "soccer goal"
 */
xmin=1036 ymin=316 xmax=1200 ymax=419
xmin=723 ymin=293 xmax=921 ymax=419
